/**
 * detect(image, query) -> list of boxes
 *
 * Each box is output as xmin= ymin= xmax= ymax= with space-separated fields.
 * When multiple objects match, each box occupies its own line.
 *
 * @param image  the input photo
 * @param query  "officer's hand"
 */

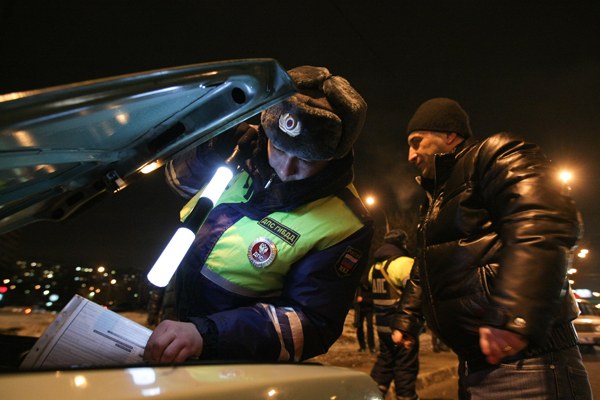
xmin=143 ymin=320 xmax=203 ymax=364
xmin=233 ymin=123 xmax=259 ymax=160
xmin=210 ymin=122 xmax=259 ymax=161
xmin=479 ymin=326 xmax=528 ymax=365
xmin=392 ymin=329 xmax=415 ymax=349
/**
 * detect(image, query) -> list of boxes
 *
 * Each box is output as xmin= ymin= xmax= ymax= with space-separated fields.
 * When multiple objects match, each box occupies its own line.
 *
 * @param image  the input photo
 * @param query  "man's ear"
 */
xmin=446 ymin=132 xmax=462 ymax=145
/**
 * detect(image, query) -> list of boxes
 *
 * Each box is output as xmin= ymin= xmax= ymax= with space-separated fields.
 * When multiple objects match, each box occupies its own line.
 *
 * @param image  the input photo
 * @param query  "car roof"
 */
xmin=0 ymin=59 xmax=295 ymax=234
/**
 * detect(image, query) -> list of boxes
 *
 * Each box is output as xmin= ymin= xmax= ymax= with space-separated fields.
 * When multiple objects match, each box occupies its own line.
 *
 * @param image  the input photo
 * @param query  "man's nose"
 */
xmin=278 ymin=156 xmax=298 ymax=177
xmin=408 ymin=148 xmax=417 ymax=163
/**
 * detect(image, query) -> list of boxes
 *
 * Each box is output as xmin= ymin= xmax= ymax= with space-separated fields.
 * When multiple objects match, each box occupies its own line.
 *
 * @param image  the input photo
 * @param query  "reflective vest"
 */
xmin=181 ymin=171 xmax=365 ymax=296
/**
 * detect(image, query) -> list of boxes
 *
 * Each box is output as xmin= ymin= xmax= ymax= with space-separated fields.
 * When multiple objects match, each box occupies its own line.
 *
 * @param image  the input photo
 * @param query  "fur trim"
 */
xmin=261 ymin=66 xmax=367 ymax=160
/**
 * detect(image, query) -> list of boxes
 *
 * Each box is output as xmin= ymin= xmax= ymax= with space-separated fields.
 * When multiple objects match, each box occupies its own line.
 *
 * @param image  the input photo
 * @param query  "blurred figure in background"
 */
xmin=369 ymin=229 xmax=419 ymax=400
xmin=354 ymin=272 xmax=375 ymax=353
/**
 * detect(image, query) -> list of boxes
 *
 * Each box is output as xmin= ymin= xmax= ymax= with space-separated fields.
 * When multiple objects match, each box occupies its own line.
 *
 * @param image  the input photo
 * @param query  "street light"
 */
xmin=364 ymin=195 xmax=390 ymax=233
xmin=558 ymin=169 xmax=573 ymax=195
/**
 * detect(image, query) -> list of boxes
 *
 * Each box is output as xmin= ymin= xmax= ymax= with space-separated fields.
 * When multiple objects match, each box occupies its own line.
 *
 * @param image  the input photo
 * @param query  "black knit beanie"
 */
xmin=407 ymin=98 xmax=472 ymax=138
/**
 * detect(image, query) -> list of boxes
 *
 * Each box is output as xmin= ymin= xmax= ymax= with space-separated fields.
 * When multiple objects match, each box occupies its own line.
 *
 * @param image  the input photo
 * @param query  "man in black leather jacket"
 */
xmin=391 ymin=98 xmax=592 ymax=399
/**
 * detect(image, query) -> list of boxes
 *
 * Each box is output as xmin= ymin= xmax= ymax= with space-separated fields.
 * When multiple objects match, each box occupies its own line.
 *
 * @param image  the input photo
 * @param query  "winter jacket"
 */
xmin=369 ymin=243 xmax=413 ymax=332
xmin=391 ymin=132 xmax=582 ymax=364
xmin=165 ymin=131 xmax=373 ymax=362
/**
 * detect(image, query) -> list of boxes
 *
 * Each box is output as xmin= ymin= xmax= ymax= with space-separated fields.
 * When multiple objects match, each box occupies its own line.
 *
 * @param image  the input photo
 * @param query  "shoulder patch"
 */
xmin=335 ymin=246 xmax=362 ymax=277
xmin=258 ymin=217 xmax=300 ymax=246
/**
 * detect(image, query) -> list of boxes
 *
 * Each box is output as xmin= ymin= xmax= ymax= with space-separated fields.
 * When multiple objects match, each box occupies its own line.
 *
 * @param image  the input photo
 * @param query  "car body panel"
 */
xmin=2 ymin=363 xmax=382 ymax=400
xmin=0 ymin=58 xmax=295 ymax=234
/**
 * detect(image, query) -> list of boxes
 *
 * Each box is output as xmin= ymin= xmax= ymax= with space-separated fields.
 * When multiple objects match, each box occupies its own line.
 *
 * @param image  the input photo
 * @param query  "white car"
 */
xmin=573 ymin=299 xmax=600 ymax=353
xmin=0 ymin=59 xmax=382 ymax=400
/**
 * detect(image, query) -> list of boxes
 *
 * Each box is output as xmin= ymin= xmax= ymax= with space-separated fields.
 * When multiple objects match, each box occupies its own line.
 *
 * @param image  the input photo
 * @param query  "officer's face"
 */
xmin=267 ymin=140 xmax=329 ymax=182
xmin=407 ymin=131 xmax=456 ymax=179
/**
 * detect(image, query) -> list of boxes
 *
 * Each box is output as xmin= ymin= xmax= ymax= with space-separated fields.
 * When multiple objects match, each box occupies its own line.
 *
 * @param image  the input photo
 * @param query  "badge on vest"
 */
xmin=335 ymin=246 xmax=362 ymax=277
xmin=248 ymin=237 xmax=278 ymax=268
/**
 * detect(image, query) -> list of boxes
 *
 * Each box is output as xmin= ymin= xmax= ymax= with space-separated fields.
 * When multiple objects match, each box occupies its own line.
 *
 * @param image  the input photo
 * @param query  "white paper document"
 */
xmin=20 ymin=295 xmax=152 ymax=369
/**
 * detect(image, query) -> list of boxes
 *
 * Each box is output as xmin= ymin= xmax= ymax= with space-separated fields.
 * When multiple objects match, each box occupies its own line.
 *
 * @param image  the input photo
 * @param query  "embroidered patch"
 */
xmin=258 ymin=217 xmax=300 ymax=246
xmin=335 ymin=247 xmax=362 ymax=277
xmin=278 ymin=113 xmax=302 ymax=137
xmin=248 ymin=237 xmax=278 ymax=268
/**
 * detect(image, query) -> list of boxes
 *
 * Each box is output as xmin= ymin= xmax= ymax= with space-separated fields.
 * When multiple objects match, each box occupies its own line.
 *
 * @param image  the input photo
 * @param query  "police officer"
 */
xmin=369 ymin=229 xmax=419 ymax=400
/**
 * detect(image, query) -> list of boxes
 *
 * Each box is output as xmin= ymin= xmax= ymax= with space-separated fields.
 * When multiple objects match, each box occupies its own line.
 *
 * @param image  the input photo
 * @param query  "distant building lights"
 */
xmin=2 ymin=279 xmax=9 ymax=284
xmin=110 ymin=279 xmax=117 ymax=285
xmin=567 ymin=268 xmax=577 ymax=275
xmin=98 ymin=266 xmax=106 ymax=273
xmin=577 ymin=249 xmax=589 ymax=258
xmin=43 ymin=290 xmax=50 ymax=295
xmin=49 ymin=294 xmax=59 ymax=302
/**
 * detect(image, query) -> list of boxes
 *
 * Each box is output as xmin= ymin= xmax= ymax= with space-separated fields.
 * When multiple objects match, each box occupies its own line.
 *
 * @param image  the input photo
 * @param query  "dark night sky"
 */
xmin=2 ymin=1 xmax=599 ymax=289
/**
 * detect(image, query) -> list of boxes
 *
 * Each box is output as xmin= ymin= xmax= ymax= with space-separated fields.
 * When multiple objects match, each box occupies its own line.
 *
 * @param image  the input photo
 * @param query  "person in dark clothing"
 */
xmin=354 ymin=273 xmax=375 ymax=353
xmin=391 ymin=98 xmax=591 ymax=399
xmin=369 ymin=229 xmax=419 ymax=400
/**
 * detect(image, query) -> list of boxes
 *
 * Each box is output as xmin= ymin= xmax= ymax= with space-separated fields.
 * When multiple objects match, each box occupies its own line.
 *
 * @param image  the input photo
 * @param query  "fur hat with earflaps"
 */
xmin=261 ymin=66 xmax=367 ymax=161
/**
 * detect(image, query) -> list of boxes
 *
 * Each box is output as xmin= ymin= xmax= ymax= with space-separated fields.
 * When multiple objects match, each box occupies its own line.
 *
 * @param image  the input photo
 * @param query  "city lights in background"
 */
xmin=0 ymin=260 xmax=145 ymax=311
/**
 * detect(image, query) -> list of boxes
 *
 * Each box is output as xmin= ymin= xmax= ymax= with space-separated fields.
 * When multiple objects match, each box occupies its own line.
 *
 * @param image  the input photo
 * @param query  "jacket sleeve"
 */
xmin=477 ymin=132 xmax=582 ymax=342
xmin=191 ymin=225 xmax=373 ymax=362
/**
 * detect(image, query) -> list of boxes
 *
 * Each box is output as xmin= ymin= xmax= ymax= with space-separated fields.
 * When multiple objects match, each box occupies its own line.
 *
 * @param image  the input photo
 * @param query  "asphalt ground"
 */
xmin=306 ymin=311 xmax=459 ymax=393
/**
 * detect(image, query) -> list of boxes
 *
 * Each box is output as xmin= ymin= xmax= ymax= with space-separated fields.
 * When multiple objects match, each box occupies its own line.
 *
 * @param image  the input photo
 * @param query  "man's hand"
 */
xmin=143 ymin=320 xmax=203 ymax=364
xmin=479 ymin=326 xmax=528 ymax=364
xmin=391 ymin=329 xmax=415 ymax=349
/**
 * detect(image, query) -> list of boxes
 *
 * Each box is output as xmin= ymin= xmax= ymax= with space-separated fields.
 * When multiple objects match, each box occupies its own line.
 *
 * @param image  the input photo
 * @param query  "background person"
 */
xmin=354 ymin=273 xmax=376 ymax=353
xmin=391 ymin=97 xmax=591 ymax=399
xmin=143 ymin=66 xmax=373 ymax=364
xmin=369 ymin=229 xmax=419 ymax=400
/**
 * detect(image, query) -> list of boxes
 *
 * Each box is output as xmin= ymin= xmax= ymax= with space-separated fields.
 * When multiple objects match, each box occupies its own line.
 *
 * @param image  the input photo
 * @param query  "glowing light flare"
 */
xmin=558 ymin=170 xmax=573 ymax=184
xmin=577 ymin=248 xmax=589 ymax=259
xmin=141 ymin=161 xmax=162 ymax=174
xmin=73 ymin=375 xmax=88 ymax=388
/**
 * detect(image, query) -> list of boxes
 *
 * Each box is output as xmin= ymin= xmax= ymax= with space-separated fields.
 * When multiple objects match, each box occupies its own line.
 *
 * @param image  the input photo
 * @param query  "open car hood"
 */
xmin=0 ymin=59 xmax=295 ymax=234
